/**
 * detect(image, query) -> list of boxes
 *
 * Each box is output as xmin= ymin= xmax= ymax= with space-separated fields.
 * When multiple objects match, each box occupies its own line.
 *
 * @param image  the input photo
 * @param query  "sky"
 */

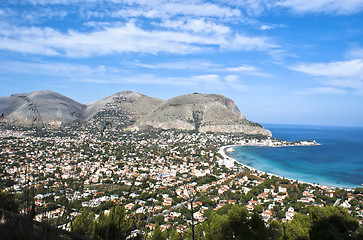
xmin=1 ymin=0 xmax=363 ymax=127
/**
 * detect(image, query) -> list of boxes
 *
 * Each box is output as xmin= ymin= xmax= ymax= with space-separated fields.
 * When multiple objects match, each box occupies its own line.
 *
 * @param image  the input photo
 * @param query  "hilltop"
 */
xmin=0 ymin=90 xmax=85 ymax=125
xmin=0 ymin=90 xmax=271 ymax=135
xmin=85 ymin=91 xmax=163 ymax=129
xmin=132 ymin=93 xmax=271 ymax=136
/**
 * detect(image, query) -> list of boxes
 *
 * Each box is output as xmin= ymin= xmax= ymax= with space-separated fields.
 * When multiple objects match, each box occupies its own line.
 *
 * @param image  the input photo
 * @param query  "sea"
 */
xmin=226 ymin=124 xmax=363 ymax=189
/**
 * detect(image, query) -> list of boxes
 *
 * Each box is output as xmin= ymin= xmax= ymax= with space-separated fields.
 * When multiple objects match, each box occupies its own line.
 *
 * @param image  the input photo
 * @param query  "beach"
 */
xmin=218 ymin=144 xmax=338 ymax=191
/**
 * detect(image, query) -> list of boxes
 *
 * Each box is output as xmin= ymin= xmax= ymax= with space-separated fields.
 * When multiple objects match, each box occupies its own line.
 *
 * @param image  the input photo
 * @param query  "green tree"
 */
xmin=249 ymin=212 xmax=268 ymax=240
xmin=284 ymin=206 xmax=360 ymax=240
xmin=0 ymin=190 xmax=19 ymax=212
xmin=354 ymin=225 xmax=363 ymax=240
xmin=354 ymin=187 xmax=363 ymax=194
xmin=169 ymin=228 xmax=182 ymax=240
xmin=309 ymin=206 xmax=359 ymax=240
xmin=206 ymin=212 xmax=229 ymax=240
xmin=71 ymin=208 xmax=95 ymax=237
xmin=227 ymin=205 xmax=251 ymax=239
xmin=201 ymin=204 xmax=270 ymax=240
xmin=151 ymin=224 xmax=167 ymax=240
xmin=254 ymin=204 xmax=263 ymax=214
xmin=284 ymin=213 xmax=311 ymax=240
xmin=94 ymin=205 xmax=133 ymax=240
xmin=57 ymin=195 xmax=68 ymax=207
xmin=268 ymin=220 xmax=283 ymax=240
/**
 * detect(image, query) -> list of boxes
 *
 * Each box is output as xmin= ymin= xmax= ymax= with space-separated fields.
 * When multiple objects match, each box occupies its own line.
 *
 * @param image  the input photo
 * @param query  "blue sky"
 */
xmin=1 ymin=0 xmax=363 ymax=126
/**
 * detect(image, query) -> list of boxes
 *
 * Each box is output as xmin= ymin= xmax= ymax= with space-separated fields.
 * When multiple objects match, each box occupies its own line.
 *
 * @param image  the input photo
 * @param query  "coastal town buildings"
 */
xmin=0 ymin=123 xmax=362 ymax=236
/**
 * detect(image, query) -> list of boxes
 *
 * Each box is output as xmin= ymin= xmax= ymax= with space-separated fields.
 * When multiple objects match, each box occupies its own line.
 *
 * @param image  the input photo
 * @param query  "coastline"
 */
xmin=218 ymin=144 xmax=354 ymax=191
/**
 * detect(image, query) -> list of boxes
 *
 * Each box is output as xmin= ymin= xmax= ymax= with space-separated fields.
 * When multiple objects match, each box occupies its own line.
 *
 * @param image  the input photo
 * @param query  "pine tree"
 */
xmin=71 ymin=208 xmax=95 ymax=237
xmin=151 ymin=224 xmax=166 ymax=240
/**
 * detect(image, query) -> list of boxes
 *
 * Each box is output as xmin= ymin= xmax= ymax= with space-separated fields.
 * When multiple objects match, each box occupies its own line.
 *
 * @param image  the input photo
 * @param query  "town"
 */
xmin=0 ymin=122 xmax=362 ymax=239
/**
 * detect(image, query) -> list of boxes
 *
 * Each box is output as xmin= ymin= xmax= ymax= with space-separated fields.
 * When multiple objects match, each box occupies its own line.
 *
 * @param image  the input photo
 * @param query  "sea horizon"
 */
xmin=227 ymin=123 xmax=363 ymax=189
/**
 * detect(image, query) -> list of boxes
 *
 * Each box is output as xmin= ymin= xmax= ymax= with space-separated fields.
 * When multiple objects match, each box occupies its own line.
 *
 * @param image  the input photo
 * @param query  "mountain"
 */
xmin=85 ymin=91 xmax=163 ymax=128
xmin=0 ymin=90 xmax=162 ymax=128
xmin=0 ymin=90 xmax=85 ymax=126
xmin=0 ymin=90 xmax=271 ymax=136
xmin=131 ymin=93 xmax=272 ymax=136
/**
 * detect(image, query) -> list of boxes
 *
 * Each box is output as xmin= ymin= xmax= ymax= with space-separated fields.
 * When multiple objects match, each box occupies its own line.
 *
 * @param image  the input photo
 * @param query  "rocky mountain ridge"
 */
xmin=132 ymin=93 xmax=271 ymax=136
xmin=0 ymin=90 xmax=271 ymax=136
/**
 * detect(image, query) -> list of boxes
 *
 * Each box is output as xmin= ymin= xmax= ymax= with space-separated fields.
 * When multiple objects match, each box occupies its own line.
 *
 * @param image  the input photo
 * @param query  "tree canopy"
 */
xmin=71 ymin=205 xmax=132 ymax=240
xmin=284 ymin=206 xmax=361 ymax=240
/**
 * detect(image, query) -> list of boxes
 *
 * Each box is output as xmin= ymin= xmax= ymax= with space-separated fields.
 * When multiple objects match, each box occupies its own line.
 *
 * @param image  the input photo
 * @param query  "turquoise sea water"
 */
xmin=227 ymin=124 xmax=363 ymax=189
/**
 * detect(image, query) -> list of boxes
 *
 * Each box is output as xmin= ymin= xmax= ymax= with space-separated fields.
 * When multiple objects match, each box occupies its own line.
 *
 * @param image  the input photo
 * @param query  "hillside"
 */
xmin=0 ymin=91 xmax=271 ymax=136
xmin=0 ymin=90 xmax=85 ymax=126
xmin=132 ymin=93 xmax=271 ymax=136
xmin=85 ymin=91 xmax=163 ymax=128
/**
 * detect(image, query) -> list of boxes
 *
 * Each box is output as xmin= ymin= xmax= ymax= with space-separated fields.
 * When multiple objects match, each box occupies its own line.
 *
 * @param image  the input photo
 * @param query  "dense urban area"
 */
xmin=1 ymin=121 xmax=362 ymax=239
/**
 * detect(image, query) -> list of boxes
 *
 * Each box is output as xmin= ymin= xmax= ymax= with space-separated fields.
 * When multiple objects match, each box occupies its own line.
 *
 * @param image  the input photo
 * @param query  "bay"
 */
xmin=227 ymin=124 xmax=363 ymax=189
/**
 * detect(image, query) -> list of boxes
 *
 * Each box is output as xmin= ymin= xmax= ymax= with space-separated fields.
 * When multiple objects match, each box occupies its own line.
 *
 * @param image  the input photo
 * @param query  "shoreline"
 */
xmin=218 ymin=144 xmax=355 ymax=191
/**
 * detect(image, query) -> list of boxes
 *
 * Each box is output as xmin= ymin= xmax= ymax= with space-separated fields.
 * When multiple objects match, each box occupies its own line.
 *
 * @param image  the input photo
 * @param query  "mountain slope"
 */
xmin=1 ymin=90 xmax=85 ymax=126
xmin=132 ymin=93 xmax=271 ymax=136
xmin=0 ymin=91 xmax=270 ymax=136
xmin=85 ymin=91 xmax=163 ymax=128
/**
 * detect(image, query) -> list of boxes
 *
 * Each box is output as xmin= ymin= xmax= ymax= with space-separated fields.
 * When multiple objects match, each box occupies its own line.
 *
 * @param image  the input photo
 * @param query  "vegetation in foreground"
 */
xmin=1 ymin=189 xmax=362 ymax=240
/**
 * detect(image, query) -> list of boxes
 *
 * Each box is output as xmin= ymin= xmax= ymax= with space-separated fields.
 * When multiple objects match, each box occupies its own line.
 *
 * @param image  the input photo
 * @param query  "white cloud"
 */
xmin=21 ymin=7 xmax=68 ymax=21
xmin=224 ymin=0 xmax=273 ymax=16
xmin=113 ymin=1 xmax=241 ymax=19
xmin=291 ymin=59 xmax=363 ymax=94
xmin=131 ymin=60 xmax=221 ymax=71
xmin=347 ymin=47 xmax=363 ymax=59
xmin=223 ymin=0 xmax=363 ymax=15
xmin=78 ymin=73 xmax=226 ymax=89
xmin=227 ymin=65 xmax=259 ymax=72
xmin=298 ymin=87 xmax=347 ymax=95
xmin=226 ymin=34 xmax=278 ymax=51
xmin=27 ymin=0 xmax=99 ymax=4
xmin=260 ymin=25 xmax=273 ymax=30
xmin=290 ymin=59 xmax=363 ymax=79
xmin=0 ymin=61 xmax=94 ymax=76
xmin=0 ymin=22 xmax=277 ymax=57
xmin=225 ymin=75 xmax=248 ymax=91
xmin=259 ymin=23 xmax=287 ymax=30
xmin=326 ymin=79 xmax=363 ymax=90
xmin=0 ymin=23 xmax=201 ymax=57
xmin=14 ymin=0 xmax=363 ymax=21
xmin=0 ymin=60 xmax=231 ymax=89
xmin=191 ymin=74 xmax=223 ymax=85
xmin=0 ymin=26 xmax=62 ymax=56
xmin=131 ymin=60 xmax=271 ymax=78
xmin=25 ymin=0 xmax=241 ymax=20
xmin=0 ymin=60 xmax=252 ymax=92
xmin=0 ymin=1 xmax=280 ymax=58
xmin=226 ymin=64 xmax=270 ymax=77
xmin=276 ymin=0 xmax=363 ymax=15
xmin=158 ymin=19 xmax=230 ymax=35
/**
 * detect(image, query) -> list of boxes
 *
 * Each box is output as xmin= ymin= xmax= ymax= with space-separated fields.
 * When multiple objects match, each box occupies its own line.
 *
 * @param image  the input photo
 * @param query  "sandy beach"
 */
xmin=218 ymin=144 xmax=339 ymax=191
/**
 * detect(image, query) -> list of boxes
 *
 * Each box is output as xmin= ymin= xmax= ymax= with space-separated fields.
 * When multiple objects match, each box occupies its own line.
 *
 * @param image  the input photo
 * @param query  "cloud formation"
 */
xmin=228 ymin=0 xmax=363 ymax=15
xmin=291 ymin=59 xmax=363 ymax=94
xmin=0 ymin=60 xmax=249 ymax=91
xmin=291 ymin=59 xmax=363 ymax=79
xmin=225 ymin=75 xmax=248 ymax=91
xmin=3 ymin=0 xmax=361 ymax=59
xmin=0 ymin=22 xmax=278 ymax=57
xmin=276 ymin=0 xmax=363 ymax=15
